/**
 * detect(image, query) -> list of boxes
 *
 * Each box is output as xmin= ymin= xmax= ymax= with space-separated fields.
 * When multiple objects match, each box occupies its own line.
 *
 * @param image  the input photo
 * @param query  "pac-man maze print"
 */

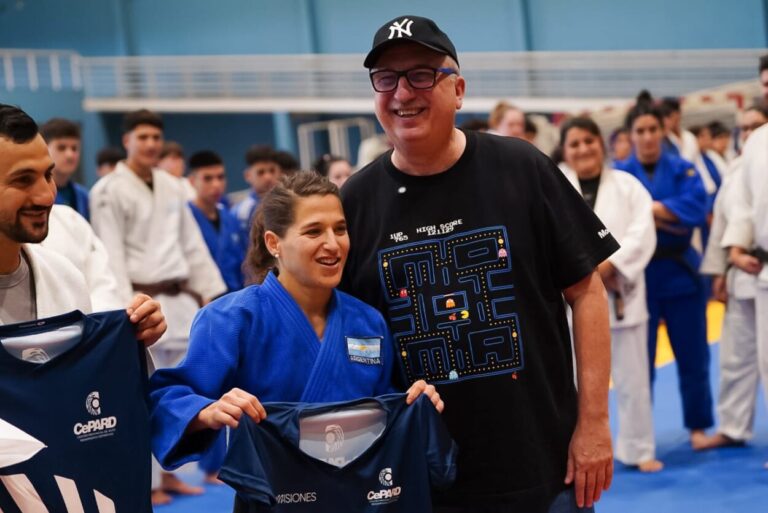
xmin=378 ymin=226 xmax=523 ymax=384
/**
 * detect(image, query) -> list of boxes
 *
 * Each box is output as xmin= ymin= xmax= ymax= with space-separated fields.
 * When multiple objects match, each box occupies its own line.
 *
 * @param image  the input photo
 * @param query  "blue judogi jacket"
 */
xmin=149 ymin=273 xmax=397 ymax=469
xmin=615 ymin=152 xmax=707 ymax=298
xmin=231 ymin=191 xmax=260 ymax=246
xmin=188 ymin=202 xmax=245 ymax=293
xmin=55 ymin=181 xmax=90 ymax=221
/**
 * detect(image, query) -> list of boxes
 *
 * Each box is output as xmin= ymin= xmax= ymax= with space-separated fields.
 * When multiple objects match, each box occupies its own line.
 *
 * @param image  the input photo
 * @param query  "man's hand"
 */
xmin=712 ymin=275 xmax=727 ymax=303
xmin=597 ymin=261 xmax=619 ymax=292
xmin=730 ymin=249 xmax=762 ymax=275
xmin=189 ymin=387 xmax=267 ymax=432
xmin=405 ymin=379 xmax=444 ymax=413
xmin=564 ymin=419 xmax=613 ymax=508
xmin=126 ymin=294 xmax=167 ymax=347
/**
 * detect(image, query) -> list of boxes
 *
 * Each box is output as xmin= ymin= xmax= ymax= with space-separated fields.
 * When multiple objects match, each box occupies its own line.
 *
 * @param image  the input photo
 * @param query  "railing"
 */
xmin=78 ymin=49 xmax=766 ymax=113
xmin=0 ymin=50 xmax=82 ymax=92
xmin=2 ymin=49 xmax=764 ymax=113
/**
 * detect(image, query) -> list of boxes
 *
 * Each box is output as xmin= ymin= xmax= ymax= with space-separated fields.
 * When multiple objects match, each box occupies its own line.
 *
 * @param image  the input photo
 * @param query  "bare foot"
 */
xmin=638 ymin=459 xmax=664 ymax=472
xmin=161 ymin=473 xmax=204 ymax=495
xmin=689 ymin=429 xmax=709 ymax=450
xmin=693 ymin=432 xmax=743 ymax=451
xmin=151 ymin=489 xmax=173 ymax=506
xmin=204 ymin=472 xmax=224 ymax=485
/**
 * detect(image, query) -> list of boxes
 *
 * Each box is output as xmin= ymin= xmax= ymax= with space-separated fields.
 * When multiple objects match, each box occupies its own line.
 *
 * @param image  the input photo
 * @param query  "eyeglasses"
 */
xmin=369 ymin=67 xmax=458 ymax=93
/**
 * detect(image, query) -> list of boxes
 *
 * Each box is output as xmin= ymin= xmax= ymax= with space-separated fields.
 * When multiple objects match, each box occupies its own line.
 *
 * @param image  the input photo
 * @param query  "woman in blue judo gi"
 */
xmin=614 ymin=91 xmax=712 ymax=448
xmin=149 ymin=172 xmax=442 ymax=472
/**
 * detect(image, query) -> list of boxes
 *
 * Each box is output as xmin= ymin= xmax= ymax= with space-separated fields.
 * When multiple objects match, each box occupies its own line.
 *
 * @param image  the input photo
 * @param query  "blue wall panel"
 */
xmin=526 ymin=0 xmax=767 ymax=50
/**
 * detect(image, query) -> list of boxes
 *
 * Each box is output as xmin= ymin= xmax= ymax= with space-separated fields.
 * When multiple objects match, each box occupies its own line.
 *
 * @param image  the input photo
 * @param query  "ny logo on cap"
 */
xmin=388 ymin=18 xmax=414 ymax=39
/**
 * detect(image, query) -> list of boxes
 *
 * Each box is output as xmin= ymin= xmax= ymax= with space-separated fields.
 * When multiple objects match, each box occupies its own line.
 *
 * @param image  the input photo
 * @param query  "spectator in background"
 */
xmin=690 ymin=124 xmax=722 ymax=201
xmin=159 ymin=141 xmax=195 ymax=200
xmin=96 ymin=146 xmax=125 ymax=177
xmin=458 ymin=118 xmax=489 ymax=131
xmin=660 ymin=97 xmax=699 ymax=163
xmin=39 ymin=118 xmax=89 ymax=221
xmin=697 ymin=104 xmax=768 ymax=451
xmin=559 ymin=116 xmax=660 ymax=473
xmin=274 ymin=149 xmax=300 ymax=177
xmin=736 ymin=105 xmax=768 ymax=154
xmin=158 ymin=141 xmax=185 ymax=178
xmin=313 ymin=154 xmax=353 ymax=189
xmin=187 ymin=150 xmax=245 ymax=294
xmin=488 ymin=100 xmax=526 ymax=138
xmin=610 ymin=127 xmax=632 ymax=162
xmin=615 ymin=91 xmax=711 ymax=449
xmin=231 ymin=145 xmax=281 ymax=244
xmin=89 ymin=110 xmax=226 ymax=505
xmin=708 ymin=121 xmax=732 ymax=163
xmin=523 ymin=114 xmax=538 ymax=145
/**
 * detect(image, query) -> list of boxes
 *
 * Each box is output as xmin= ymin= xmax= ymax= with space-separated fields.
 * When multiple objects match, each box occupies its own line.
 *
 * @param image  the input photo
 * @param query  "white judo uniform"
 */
xmin=721 ymin=123 xmax=768 ymax=411
xmin=90 ymin=161 xmax=226 ymax=356
xmin=42 ymin=205 xmax=123 ymax=312
xmin=701 ymin=161 xmax=759 ymax=441
xmin=669 ymin=129 xmax=700 ymax=164
xmin=562 ymin=165 xmax=658 ymax=464
xmin=0 ymin=244 xmax=91 ymax=325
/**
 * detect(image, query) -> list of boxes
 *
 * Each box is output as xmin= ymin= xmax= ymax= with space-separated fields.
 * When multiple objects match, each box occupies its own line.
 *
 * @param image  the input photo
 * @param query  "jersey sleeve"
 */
xmin=534 ymin=154 xmax=620 ymax=289
xmin=418 ymin=395 xmax=458 ymax=490
xmin=218 ymin=416 xmax=276 ymax=507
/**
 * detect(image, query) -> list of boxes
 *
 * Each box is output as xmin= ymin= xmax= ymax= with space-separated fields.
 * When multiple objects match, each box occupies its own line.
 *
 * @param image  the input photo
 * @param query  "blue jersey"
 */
xmin=220 ymin=393 xmax=456 ymax=512
xmin=0 ymin=310 xmax=151 ymax=513
xmin=189 ymin=202 xmax=246 ymax=292
xmin=230 ymin=191 xmax=260 ymax=246
xmin=615 ymin=152 xmax=707 ymax=297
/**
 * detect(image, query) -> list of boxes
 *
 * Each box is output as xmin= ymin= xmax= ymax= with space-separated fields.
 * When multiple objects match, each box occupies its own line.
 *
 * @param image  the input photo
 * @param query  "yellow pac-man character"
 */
xmin=460 ymin=310 xmax=469 ymax=319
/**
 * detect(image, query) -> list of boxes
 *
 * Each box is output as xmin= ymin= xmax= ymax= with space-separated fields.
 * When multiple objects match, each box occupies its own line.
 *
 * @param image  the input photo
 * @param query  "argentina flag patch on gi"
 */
xmin=346 ymin=337 xmax=382 ymax=365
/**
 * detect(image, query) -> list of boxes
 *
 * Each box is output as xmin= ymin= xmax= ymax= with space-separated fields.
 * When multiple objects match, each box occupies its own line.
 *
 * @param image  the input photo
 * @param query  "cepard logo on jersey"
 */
xmin=367 ymin=467 xmax=402 ymax=505
xmin=73 ymin=391 xmax=117 ymax=442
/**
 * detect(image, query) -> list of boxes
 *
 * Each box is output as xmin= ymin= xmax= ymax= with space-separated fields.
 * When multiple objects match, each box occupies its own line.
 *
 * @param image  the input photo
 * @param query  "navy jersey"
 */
xmin=220 ymin=393 xmax=456 ymax=512
xmin=0 ymin=310 xmax=151 ymax=513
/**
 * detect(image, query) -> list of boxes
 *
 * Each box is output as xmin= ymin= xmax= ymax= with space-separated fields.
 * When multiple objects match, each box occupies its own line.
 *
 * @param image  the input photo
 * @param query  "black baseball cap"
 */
xmin=364 ymin=15 xmax=458 ymax=69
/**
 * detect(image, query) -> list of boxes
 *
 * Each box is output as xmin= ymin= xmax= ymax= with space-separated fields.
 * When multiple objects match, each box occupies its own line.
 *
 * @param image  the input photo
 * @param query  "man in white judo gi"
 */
xmin=89 ymin=109 xmax=226 ymax=504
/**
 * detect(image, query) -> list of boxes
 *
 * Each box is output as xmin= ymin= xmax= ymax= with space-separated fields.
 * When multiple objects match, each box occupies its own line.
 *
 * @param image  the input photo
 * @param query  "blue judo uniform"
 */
xmin=55 ymin=181 xmax=90 ymax=221
xmin=231 ymin=191 xmax=261 ymax=246
xmin=615 ymin=152 xmax=712 ymax=430
xmin=189 ymin=202 xmax=246 ymax=293
xmin=149 ymin=272 xmax=397 ymax=470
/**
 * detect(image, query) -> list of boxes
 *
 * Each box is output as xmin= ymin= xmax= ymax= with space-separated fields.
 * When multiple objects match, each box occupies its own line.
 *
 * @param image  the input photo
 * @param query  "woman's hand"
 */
xmin=405 ymin=379 xmax=444 ymax=413
xmin=190 ymin=388 xmax=267 ymax=432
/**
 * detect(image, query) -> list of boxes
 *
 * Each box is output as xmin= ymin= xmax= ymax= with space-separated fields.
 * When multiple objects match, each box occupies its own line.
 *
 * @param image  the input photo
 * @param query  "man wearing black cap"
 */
xmin=341 ymin=15 xmax=617 ymax=513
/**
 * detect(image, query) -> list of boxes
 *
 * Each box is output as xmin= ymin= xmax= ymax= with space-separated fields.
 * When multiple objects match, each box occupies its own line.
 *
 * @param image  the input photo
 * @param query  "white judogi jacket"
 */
xmin=0 ymin=245 xmax=91 ymax=326
xmin=669 ymin=129 xmax=700 ymax=164
xmin=722 ymin=124 xmax=768 ymax=285
xmin=90 ymin=162 xmax=226 ymax=341
xmin=42 ymin=205 xmax=123 ymax=311
xmin=561 ymin=165 xmax=656 ymax=327
xmin=701 ymin=162 xmax=756 ymax=299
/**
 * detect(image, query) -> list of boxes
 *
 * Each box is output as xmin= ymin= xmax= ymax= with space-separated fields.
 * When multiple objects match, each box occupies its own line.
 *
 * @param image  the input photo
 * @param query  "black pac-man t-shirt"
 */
xmin=340 ymin=130 xmax=619 ymax=512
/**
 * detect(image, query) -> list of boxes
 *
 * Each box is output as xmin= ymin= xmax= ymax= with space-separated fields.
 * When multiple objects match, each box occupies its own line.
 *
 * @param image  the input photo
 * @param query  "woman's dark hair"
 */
xmin=246 ymin=171 xmax=340 ymax=284
xmin=312 ymin=154 xmax=348 ymax=177
xmin=624 ymin=90 xmax=664 ymax=130
xmin=559 ymin=116 xmax=603 ymax=148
